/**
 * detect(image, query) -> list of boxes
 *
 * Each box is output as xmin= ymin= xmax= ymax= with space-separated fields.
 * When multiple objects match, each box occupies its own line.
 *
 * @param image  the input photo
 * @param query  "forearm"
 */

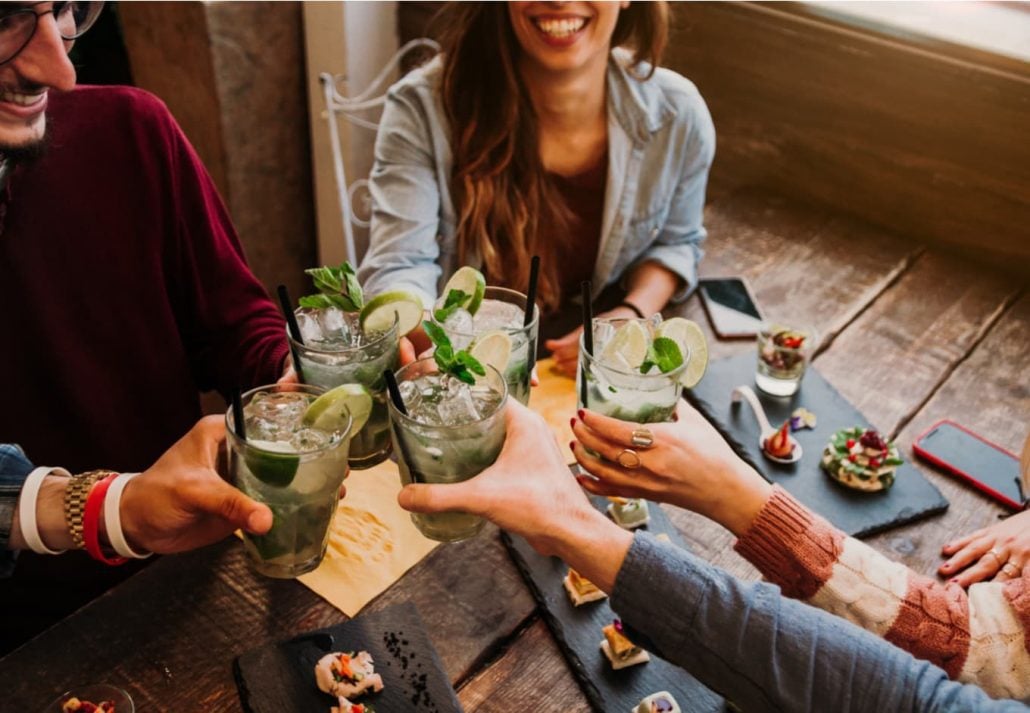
xmin=609 ymin=534 xmax=1022 ymax=713
xmin=622 ymin=261 xmax=680 ymax=315
xmin=550 ymin=507 xmax=634 ymax=594
xmin=9 ymin=475 xmax=76 ymax=551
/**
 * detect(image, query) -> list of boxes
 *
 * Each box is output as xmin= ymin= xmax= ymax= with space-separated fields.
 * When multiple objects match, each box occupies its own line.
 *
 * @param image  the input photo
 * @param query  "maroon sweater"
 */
xmin=0 ymin=86 xmax=289 ymax=474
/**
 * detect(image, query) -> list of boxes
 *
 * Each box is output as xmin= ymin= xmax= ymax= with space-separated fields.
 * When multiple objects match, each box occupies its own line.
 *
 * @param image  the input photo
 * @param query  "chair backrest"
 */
xmin=319 ymin=38 xmax=441 ymax=265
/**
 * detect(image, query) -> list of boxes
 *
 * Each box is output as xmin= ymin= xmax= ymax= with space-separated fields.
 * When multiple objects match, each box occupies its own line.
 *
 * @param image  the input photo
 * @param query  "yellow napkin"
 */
xmin=297 ymin=460 xmax=439 ymax=616
xmin=296 ymin=357 xmax=578 ymax=615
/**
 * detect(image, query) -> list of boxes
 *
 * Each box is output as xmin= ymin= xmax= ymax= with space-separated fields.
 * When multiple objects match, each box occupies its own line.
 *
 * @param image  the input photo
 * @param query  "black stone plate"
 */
xmin=686 ymin=352 xmax=949 ymax=538
xmin=502 ymin=495 xmax=725 ymax=713
xmin=234 ymin=603 xmax=462 ymax=713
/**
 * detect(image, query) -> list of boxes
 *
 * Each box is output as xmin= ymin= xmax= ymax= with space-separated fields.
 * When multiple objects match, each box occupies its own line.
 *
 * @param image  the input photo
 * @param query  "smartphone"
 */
xmin=698 ymin=277 xmax=764 ymax=339
xmin=914 ymin=420 xmax=1025 ymax=510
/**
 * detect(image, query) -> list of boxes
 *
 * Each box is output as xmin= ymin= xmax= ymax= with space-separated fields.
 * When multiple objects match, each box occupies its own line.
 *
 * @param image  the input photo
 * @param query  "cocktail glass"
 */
xmin=576 ymin=319 xmax=689 ymax=425
xmin=387 ymin=358 xmax=508 ymax=542
xmin=755 ymin=322 xmax=815 ymax=397
xmin=432 ymin=286 xmax=538 ymax=406
xmin=291 ymin=308 xmax=398 ymax=468
xmin=226 ymin=383 xmax=352 ymax=578
xmin=49 ymin=684 xmax=134 ymax=712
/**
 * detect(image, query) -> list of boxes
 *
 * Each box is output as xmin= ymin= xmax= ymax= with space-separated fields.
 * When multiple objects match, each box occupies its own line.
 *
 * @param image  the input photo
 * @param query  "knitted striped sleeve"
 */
xmin=735 ymin=485 xmax=1030 ymax=700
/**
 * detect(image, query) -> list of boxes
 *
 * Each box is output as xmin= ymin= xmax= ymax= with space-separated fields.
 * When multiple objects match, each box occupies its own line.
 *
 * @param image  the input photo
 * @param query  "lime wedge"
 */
xmin=303 ymin=383 xmax=371 ymax=435
xmin=656 ymin=317 xmax=708 ymax=388
xmin=599 ymin=320 xmax=649 ymax=369
xmin=244 ymin=440 xmax=300 ymax=487
xmin=359 ymin=290 xmax=424 ymax=336
xmin=469 ymin=330 xmax=512 ymax=375
xmin=442 ymin=266 xmax=486 ymax=316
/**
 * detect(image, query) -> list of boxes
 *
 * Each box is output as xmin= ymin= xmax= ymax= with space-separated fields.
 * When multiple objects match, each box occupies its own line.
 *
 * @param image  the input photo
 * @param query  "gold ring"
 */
xmin=985 ymin=548 xmax=1003 ymax=566
xmin=616 ymin=448 xmax=642 ymax=469
xmin=1002 ymin=562 xmax=1020 ymax=576
xmin=630 ymin=428 xmax=654 ymax=449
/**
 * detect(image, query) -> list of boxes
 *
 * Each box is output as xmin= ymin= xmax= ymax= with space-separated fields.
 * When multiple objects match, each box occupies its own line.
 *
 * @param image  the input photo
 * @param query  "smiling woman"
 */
xmin=359 ymin=1 xmax=714 ymax=374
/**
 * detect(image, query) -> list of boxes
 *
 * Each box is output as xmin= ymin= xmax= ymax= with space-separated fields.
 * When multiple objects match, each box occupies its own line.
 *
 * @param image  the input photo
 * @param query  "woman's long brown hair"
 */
xmin=436 ymin=2 xmax=669 ymax=314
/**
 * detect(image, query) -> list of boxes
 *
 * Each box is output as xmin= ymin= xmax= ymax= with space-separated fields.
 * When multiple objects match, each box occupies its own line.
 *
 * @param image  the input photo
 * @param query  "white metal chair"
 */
xmin=319 ymin=38 xmax=441 ymax=265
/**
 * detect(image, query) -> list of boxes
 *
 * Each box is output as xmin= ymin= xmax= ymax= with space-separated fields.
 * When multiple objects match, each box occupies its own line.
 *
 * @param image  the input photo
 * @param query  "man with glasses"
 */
xmin=0 ymin=2 xmax=292 ymax=650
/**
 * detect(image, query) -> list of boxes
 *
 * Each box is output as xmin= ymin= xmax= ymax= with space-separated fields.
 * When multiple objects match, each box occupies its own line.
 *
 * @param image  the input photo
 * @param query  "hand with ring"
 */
xmin=939 ymin=509 xmax=1030 ymax=587
xmin=570 ymin=400 xmax=774 ymax=536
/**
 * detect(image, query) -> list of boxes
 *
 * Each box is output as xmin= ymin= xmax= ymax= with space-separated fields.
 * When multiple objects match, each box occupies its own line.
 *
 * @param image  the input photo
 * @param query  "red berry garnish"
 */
xmin=870 ymin=458 xmax=881 ymax=468
xmin=859 ymin=430 xmax=887 ymax=451
xmin=846 ymin=439 xmax=856 ymax=449
xmin=848 ymin=454 xmax=857 ymax=462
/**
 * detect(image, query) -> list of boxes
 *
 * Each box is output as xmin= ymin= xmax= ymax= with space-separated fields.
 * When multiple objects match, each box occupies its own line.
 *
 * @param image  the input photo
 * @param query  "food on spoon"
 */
xmin=563 ymin=568 xmax=607 ymax=606
xmin=601 ymin=619 xmax=650 ymax=670
xmin=763 ymin=420 xmax=796 ymax=460
xmin=634 ymin=691 xmax=682 ymax=713
xmin=821 ymin=426 xmax=903 ymax=492
xmin=315 ymin=650 xmax=384 ymax=700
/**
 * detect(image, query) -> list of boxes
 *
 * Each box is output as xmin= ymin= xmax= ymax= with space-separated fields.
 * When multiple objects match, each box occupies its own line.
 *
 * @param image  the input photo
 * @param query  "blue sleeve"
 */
xmin=0 ymin=444 xmax=35 ymax=576
xmin=610 ymin=532 xmax=1027 ymax=712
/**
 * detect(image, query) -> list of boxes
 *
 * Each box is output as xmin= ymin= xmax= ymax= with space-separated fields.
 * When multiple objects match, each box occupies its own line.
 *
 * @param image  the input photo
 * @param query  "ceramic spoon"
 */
xmin=731 ymin=385 xmax=802 ymax=464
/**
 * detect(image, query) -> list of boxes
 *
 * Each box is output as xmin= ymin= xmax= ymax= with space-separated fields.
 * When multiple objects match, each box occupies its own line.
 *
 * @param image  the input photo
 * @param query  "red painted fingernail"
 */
xmin=949 ymin=578 xmax=959 ymax=584
xmin=569 ymin=441 xmax=577 ymax=453
xmin=570 ymin=417 xmax=577 ymax=429
xmin=577 ymin=409 xmax=585 ymax=420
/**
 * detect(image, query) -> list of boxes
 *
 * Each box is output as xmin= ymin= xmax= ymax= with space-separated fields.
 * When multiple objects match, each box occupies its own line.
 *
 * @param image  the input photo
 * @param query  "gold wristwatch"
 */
xmin=63 ymin=470 xmax=115 ymax=548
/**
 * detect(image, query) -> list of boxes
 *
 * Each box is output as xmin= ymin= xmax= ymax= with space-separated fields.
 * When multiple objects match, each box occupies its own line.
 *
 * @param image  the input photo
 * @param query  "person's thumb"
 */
xmin=193 ymin=478 xmax=273 ymax=534
xmin=544 ymin=328 xmax=582 ymax=351
xmin=398 ymin=482 xmax=477 ymax=515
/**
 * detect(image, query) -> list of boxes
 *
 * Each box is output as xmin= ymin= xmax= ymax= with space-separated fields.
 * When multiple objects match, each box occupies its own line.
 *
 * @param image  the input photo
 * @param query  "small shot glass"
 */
xmin=755 ymin=322 xmax=815 ymax=397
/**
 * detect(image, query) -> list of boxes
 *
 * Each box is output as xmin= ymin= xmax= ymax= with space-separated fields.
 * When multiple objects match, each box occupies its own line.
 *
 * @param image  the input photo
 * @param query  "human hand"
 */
xmin=544 ymin=306 xmax=639 ymax=377
xmin=399 ymin=336 xmax=416 ymax=366
xmin=398 ymin=399 xmax=609 ymax=557
xmin=939 ymin=509 xmax=1030 ymax=586
xmin=571 ymin=401 xmax=773 ymax=536
xmin=278 ymin=353 xmax=299 ymax=385
xmin=119 ymin=416 xmax=273 ymax=554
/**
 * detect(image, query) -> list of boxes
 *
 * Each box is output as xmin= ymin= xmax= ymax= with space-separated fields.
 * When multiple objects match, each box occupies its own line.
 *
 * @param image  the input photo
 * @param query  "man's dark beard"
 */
xmin=0 ymin=128 xmax=51 ymax=165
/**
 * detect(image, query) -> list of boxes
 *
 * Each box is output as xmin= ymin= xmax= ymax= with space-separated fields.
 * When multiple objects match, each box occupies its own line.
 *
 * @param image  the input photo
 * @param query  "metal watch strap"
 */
xmin=63 ymin=470 xmax=114 ymax=548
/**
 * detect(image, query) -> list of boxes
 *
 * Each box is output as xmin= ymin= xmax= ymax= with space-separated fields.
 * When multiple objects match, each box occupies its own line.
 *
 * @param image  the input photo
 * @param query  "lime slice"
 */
xmin=656 ymin=317 xmax=708 ymax=388
xmin=359 ymin=290 xmax=424 ymax=336
xmin=469 ymin=330 xmax=512 ymax=375
xmin=442 ymin=266 xmax=486 ymax=316
xmin=244 ymin=440 xmax=300 ymax=487
xmin=303 ymin=383 xmax=371 ymax=435
xmin=599 ymin=320 xmax=649 ymax=369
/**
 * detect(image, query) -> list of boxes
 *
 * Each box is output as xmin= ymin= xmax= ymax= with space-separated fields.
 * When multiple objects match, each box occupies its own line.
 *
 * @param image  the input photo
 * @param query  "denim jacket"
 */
xmin=358 ymin=50 xmax=715 ymax=309
xmin=0 ymin=443 xmax=34 ymax=576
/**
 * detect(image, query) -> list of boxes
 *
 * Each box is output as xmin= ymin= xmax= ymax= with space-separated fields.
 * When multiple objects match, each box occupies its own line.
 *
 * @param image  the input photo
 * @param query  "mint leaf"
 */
xmin=422 ymin=319 xmax=452 ymax=351
xmin=300 ymin=262 xmax=363 ymax=312
xmin=298 ymin=294 xmax=335 ymax=310
xmin=451 ymin=364 xmax=476 ymax=385
xmin=650 ymin=337 xmax=684 ymax=374
xmin=456 ymin=350 xmax=486 ymax=377
xmin=433 ymin=289 xmax=470 ymax=323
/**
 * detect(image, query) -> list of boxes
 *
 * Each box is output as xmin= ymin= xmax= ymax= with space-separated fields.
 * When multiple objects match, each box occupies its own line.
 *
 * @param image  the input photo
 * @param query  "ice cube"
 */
xmin=443 ymin=308 xmax=474 ymax=350
xmin=472 ymin=300 xmax=524 ymax=332
xmin=296 ymin=311 xmax=323 ymax=344
xmin=290 ymin=427 xmax=331 ymax=451
xmin=436 ymin=378 xmax=480 ymax=425
xmin=648 ymin=312 xmax=663 ymax=333
xmin=591 ymin=320 xmax=616 ymax=351
xmin=398 ymin=379 xmax=422 ymax=412
xmin=318 ymin=307 xmax=351 ymax=343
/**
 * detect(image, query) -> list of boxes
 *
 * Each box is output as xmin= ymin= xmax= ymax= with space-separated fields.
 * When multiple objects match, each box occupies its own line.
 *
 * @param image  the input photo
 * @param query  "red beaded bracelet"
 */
xmin=83 ymin=473 xmax=128 ymax=566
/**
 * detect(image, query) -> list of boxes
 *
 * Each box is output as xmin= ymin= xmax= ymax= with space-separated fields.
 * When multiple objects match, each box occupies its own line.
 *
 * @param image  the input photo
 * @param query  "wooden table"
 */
xmin=2 ymin=189 xmax=1026 ymax=711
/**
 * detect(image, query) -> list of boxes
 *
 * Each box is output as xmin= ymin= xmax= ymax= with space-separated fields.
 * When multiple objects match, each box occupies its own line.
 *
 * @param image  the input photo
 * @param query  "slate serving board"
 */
xmin=502 ymin=495 xmax=725 ymax=713
xmin=234 ymin=603 xmax=462 ymax=713
xmin=686 ymin=352 xmax=949 ymax=538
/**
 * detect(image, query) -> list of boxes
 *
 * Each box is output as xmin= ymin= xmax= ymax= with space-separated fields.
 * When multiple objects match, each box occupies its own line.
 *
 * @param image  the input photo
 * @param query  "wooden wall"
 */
xmin=668 ymin=2 xmax=1030 ymax=274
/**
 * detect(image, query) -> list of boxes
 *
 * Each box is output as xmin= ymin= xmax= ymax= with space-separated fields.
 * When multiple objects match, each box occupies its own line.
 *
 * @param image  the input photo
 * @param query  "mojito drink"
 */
xmin=293 ymin=308 xmax=398 ymax=468
xmin=433 ymin=274 xmax=538 ymax=405
xmin=389 ymin=358 xmax=508 ymax=542
xmin=227 ymin=384 xmax=352 ymax=578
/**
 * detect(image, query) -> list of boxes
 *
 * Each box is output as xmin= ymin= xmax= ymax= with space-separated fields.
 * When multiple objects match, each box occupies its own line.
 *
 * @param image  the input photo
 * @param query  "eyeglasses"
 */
xmin=0 ymin=2 xmax=105 ymax=66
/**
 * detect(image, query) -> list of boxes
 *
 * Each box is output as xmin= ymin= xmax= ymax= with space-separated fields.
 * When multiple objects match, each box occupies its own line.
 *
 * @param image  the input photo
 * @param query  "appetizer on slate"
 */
xmin=601 ymin=619 xmax=650 ymax=670
xmin=634 ymin=691 xmax=681 ymax=713
xmin=607 ymin=497 xmax=650 ymax=530
xmin=315 ymin=650 xmax=384 ymax=712
xmin=821 ymin=427 xmax=903 ymax=492
xmin=763 ymin=420 xmax=797 ymax=461
xmin=564 ymin=568 xmax=607 ymax=606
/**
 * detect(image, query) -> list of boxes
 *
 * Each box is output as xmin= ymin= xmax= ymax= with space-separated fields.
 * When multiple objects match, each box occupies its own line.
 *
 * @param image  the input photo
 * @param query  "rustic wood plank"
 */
xmin=458 ymin=618 xmax=592 ymax=713
xmin=668 ymin=2 xmax=1030 ymax=272
xmin=814 ymin=250 xmax=1022 ymax=438
xmin=674 ymin=189 xmax=921 ymax=362
xmin=865 ymin=292 xmax=1030 ymax=574
xmin=0 ymin=527 xmax=536 ymax=709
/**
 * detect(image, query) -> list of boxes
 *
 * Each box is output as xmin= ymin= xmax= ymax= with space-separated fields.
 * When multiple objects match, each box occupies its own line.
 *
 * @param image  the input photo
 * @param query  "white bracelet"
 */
xmin=104 ymin=473 xmax=152 ymax=559
xmin=18 ymin=467 xmax=71 ymax=555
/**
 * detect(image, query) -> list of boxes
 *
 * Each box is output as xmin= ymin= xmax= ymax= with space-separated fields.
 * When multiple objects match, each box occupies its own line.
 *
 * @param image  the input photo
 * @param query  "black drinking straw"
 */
xmin=231 ymin=387 xmax=247 ymax=440
xmin=276 ymin=284 xmax=306 ymax=383
xmin=524 ymin=255 xmax=540 ymax=327
xmin=384 ymin=369 xmax=424 ymax=483
xmin=581 ymin=280 xmax=594 ymax=355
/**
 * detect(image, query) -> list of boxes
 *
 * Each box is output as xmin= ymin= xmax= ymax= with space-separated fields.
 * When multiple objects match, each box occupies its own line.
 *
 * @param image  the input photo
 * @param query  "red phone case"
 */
xmin=913 ymin=419 xmax=1023 ymax=510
